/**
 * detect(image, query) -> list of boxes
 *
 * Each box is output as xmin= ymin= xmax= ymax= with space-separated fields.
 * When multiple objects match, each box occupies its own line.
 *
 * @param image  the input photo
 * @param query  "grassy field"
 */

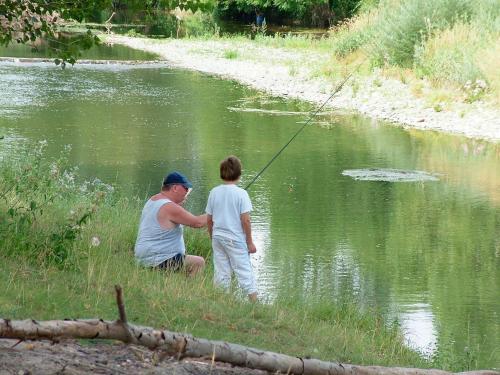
xmin=0 ymin=144 xmax=441 ymax=370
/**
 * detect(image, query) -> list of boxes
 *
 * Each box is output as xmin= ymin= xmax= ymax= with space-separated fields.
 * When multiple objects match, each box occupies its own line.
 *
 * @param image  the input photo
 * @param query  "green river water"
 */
xmin=0 ymin=55 xmax=499 ymax=368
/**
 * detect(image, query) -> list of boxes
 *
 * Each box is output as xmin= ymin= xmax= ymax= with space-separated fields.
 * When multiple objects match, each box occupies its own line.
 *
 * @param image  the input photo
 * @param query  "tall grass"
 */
xmin=369 ymin=0 xmax=475 ymax=67
xmin=0 ymin=145 xmax=431 ymax=369
xmin=326 ymin=0 xmax=500 ymax=101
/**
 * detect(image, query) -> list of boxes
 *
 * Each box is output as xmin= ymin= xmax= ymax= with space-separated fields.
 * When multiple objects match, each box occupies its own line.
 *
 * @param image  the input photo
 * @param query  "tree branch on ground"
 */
xmin=0 ymin=286 xmax=498 ymax=375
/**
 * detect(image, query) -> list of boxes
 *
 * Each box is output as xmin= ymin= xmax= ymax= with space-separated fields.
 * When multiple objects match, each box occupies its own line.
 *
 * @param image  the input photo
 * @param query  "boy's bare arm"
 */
xmin=241 ymin=212 xmax=256 ymax=253
xmin=207 ymin=214 xmax=213 ymax=238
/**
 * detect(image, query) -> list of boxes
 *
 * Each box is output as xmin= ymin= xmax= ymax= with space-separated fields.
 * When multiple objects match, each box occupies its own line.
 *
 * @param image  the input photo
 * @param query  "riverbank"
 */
xmin=104 ymin=35 xmax=500 ymax=143
xmin=0 ymin=146 xmax=445 ymax=371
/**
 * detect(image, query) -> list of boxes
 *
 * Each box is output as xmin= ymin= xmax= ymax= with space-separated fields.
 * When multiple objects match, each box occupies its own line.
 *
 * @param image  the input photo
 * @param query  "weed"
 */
xmin=223 ymin=49 xmax=239 ymax=59
xmin=373 ymin=77 xmax=383 ymax=87
xmin=0 ymin=142 xmax=111 ymax=267
xmin=463 ymin=79 xmax=488 ymax=103
xmin=410 ymin=81 xmax=425 ymax=97
xmin=288 ymin=65 xmax=299 ymax=76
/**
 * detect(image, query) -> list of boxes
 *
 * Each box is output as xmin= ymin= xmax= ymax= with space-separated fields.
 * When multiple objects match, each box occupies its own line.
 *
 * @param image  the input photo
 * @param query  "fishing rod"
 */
xmin=244 ymin=63 xmax=362 ymax=191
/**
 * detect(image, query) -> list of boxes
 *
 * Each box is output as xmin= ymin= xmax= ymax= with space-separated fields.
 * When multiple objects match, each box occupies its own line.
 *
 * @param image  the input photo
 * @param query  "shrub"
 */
xmin=183 ymin=11 xmax=219 ymax=38
xmin=415 ymin=22 xmax=485 ymax=86
xmin=330 ymin=11 xmax=376 ymax=57
xmin=0 ymin=142 xmax=112 ymax=267
xmin=147 ymin=12 xmax=177 ymax=37
xmin=223 ymin=49 xmax=239 ymax=59
xmin=369 ymin=0 xmax=475 ymax=67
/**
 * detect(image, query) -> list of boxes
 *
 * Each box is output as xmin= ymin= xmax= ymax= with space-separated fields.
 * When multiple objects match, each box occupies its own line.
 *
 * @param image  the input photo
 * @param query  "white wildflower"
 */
xmin=90 ymin=236 xmax=101 ymax=247
xmin=50 ymin=163 xmax=59 ymax=177
xmin=475 ymin=79 xmax=487 ymax=89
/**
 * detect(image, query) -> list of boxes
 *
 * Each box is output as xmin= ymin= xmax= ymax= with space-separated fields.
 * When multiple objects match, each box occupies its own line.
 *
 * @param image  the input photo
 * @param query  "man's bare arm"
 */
xmin=159 ymin=203 xmax=207 ymax=228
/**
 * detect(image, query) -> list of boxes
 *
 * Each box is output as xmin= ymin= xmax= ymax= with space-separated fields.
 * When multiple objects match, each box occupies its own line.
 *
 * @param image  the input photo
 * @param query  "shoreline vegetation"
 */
xmin=0 ymin=144 xmax=491 ymax=372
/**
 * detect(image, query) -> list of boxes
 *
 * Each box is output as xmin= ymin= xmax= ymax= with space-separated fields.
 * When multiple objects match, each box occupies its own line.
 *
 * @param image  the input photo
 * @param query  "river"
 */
xmin=0 ymin=58 xmax=498 ymax=368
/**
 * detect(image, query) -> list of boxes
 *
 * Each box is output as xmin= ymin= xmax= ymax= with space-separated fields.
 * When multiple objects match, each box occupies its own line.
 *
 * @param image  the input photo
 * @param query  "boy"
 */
xmin=206 ymin=156 xmax=257 ymax=302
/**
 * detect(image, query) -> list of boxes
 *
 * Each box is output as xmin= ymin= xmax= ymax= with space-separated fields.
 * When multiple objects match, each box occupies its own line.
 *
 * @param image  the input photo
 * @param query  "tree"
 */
xmin=0 ymin=0 xmax=109 ymax=66
xmin=0 ymin=0 xmax=215 ymax=66
xmin=217 ymin=0 xmax=363 ymax=26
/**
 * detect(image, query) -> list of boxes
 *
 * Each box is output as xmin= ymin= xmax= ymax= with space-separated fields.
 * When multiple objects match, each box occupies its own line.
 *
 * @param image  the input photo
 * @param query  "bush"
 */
xmin=369 ymin=0 xmax=475 ymax=67
xmin=183 ymin=11 xmax=219 ymax=38
xmin=147 ymin=12 xmax=177 ymax=37
xmin=330 ymin=12 xmax=375 ymax=57
xmin=0 ymin=142 xmax=113 ymax=267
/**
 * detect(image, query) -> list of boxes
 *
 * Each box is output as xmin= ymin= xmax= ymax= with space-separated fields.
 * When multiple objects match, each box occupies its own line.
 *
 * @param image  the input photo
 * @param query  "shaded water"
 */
xmin=0 ymin=62 xmax=499 ymax=368
xmin=0 ymin=37 xmax=159 ymax=61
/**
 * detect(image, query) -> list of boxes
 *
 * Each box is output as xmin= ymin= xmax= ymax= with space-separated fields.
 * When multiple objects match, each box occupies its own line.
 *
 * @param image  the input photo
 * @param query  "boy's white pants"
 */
xmin=212 ymin=236 xmax=257 ymax=295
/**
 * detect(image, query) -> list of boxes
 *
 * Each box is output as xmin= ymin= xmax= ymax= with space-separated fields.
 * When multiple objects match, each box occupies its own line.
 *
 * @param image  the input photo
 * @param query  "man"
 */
xmin=135 ymin=171 xmax=206 ymax=276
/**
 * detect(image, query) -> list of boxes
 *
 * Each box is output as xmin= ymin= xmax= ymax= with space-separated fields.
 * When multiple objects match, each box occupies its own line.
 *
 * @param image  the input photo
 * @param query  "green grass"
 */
xmin=223 ymin=49 xmax=239 ymax=59
xmin=0 ymin=145 xmax=432 ymax=369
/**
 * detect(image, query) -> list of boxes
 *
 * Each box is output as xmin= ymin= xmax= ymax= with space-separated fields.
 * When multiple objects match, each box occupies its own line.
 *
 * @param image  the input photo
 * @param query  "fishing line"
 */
xmin=244 ymin=62 xmax=362 ymax=191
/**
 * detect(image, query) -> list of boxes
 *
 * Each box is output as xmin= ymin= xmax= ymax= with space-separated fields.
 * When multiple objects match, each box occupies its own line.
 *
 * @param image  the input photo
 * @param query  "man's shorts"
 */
xmin=155 ymin=253 xmax=185 ymax=272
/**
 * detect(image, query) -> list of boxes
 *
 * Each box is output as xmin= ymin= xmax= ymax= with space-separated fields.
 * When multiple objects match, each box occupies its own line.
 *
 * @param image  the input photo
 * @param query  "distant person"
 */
xmin=206 ymin=156 xmax=258 ymax=302
xmin=256 ymin=9 xmax=265 ymax=28
xmin=135 ymin=171 xmax=206 ymax=276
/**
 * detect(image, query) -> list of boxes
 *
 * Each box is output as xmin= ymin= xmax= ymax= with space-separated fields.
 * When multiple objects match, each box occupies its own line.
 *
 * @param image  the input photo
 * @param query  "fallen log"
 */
xmin=0 ymin=287 xmax=497 ymax=375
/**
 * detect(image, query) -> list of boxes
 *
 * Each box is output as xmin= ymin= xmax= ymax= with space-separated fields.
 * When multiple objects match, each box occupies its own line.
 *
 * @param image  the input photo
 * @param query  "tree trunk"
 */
xmin=0 ymin=318 xmax=497 ymax=375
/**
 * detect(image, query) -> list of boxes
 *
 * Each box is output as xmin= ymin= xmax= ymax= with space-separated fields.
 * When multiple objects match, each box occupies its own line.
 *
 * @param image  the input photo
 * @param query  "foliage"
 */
xmin=0 ymin=142 xmax=112 ymax=267
xmin=0 ymin=0 xmax=107 ymax=66
xmin=146 ymin=11 xmax=178 ymax=36
xmin=216 ymin=0 xmax=363 ymax=24
xmin=183 ymin=10 xmax=219 ymax=37
xmin=413 ymin=4 xmax=499 ymax=101
xmin=368 ymin=0 xmax=475 ymax=68
xmin=223 ymin=48 xmax=239 ymax=58
xmin=0 ymin=0 xmax=217 ymax=64
xmin=321 ymin=0 xmax=499 ymax=101
xmin=111 ymin=0 xmax=216 ymax=14
xmin=330 ymin=11 xmax=374 ymax=57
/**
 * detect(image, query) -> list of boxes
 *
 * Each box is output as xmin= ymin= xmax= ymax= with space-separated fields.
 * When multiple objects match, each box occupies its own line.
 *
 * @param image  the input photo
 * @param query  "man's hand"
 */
xmin=247 ymin=242 xmax=257 ymax=254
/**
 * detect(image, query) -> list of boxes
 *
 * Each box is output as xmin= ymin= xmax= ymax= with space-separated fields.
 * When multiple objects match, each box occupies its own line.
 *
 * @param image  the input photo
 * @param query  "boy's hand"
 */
xmin=247 ymin=242 xmax=257 ymax=254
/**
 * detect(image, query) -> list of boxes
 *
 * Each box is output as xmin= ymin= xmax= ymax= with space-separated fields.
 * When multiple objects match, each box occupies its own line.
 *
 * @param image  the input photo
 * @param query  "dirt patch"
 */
xmin=0 ymin=339 xmax=269 ymax=375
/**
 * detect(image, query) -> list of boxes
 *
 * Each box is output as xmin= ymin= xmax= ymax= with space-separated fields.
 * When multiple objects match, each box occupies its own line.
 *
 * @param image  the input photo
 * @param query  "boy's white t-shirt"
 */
xmin=205 ymin=184 xmax=252 ymax=243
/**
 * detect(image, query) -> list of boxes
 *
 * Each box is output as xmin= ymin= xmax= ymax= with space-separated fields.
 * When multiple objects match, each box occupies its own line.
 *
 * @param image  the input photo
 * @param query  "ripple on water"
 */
xmin=342 ymin=168 xmax=440 ymax=182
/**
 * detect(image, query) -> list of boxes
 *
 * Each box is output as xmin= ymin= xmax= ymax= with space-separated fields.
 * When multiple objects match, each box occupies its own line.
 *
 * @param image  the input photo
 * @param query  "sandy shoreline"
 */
xmin=106 ymin=35 xmax=500 ymax=143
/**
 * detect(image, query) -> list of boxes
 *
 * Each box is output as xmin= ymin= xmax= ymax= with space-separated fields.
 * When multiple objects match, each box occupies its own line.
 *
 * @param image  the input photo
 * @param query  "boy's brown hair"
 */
xmin=220 ymin=155 xmax=242 ymax=181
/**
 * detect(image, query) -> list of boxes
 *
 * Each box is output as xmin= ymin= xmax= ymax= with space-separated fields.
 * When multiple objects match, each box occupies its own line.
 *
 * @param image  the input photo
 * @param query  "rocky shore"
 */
xmin=106 ymin=35 xmax=500 ymax=143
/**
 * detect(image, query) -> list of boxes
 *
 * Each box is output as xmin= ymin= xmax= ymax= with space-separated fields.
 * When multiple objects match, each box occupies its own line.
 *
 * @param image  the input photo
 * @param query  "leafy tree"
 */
xmin=0 ymin=0 xmax=110 ymax=66
xmin=0 ymin=0 xmax=216 ymax=66
xmin=217 ymin=0 xmax=362 ymax=26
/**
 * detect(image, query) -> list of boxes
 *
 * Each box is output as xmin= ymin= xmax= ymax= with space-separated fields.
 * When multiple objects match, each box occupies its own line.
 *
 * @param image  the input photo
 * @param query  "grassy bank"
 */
xmin=0 ymin=144 xmax=443 ymax=370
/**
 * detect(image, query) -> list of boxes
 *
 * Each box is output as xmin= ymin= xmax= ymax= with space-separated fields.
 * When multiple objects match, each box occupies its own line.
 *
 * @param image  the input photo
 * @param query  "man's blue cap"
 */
xmin=163 ymin=171 xmax=193 ymax=188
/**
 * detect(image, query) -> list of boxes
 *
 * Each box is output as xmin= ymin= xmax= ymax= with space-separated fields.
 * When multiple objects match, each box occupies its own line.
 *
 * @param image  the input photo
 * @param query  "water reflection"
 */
xmin=0 ymin=62 xmax=499 ymax=368
xmin=400 ymin=303 xmax=438 ymax=356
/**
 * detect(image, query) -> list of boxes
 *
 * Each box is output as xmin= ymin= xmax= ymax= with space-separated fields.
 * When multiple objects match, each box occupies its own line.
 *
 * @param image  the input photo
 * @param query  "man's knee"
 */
xmin=186 ymin=255 xmax=205 ymax=269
